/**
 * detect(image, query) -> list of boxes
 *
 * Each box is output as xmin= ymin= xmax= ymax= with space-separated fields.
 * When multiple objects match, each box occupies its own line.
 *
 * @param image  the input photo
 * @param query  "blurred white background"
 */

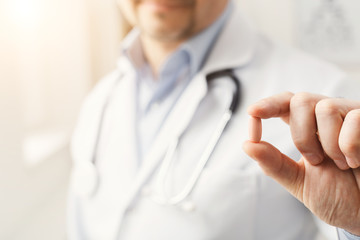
xmin=0 ymin=0 xmax=359 ymax=239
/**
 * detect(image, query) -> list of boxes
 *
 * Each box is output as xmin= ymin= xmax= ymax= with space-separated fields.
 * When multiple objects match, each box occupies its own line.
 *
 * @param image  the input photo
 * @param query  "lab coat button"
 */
xmin=181 ymin=201 xmax=196 ymax=212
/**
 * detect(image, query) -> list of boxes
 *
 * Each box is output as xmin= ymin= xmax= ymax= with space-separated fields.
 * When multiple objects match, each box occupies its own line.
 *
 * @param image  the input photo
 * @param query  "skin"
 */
xmin=117 ymin=0 xmax=229 ymax=76
xmin=243 ymin=92 xmax=360 ymax=235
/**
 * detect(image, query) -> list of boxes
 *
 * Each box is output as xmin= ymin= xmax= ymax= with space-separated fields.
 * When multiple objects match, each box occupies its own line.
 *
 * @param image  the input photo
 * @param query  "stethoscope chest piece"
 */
xmin=73 ymin=161 xmax=99 ymax=197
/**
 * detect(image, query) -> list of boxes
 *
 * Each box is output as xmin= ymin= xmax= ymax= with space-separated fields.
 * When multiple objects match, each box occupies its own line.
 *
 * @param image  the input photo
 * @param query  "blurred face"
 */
xmin=118 ymin=0 xmax=229 ymax=42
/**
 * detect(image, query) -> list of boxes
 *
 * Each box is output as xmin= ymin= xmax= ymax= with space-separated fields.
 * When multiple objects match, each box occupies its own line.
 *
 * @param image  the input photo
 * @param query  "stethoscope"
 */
xmin=75 ymin=68 xmax=241 ymax=206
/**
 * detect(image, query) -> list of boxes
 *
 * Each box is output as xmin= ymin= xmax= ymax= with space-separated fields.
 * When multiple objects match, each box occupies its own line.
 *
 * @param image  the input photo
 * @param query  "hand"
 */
xmin=243 ymin=92 xmax=360 ymax=236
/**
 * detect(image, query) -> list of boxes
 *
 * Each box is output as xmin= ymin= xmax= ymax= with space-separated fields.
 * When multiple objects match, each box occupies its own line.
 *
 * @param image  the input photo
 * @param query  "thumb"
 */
xmin=242 ymin=140 xmax=305 ymax=200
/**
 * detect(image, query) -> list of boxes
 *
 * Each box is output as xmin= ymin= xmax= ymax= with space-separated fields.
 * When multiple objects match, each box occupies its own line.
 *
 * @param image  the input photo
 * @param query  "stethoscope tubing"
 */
xmin=150 ymin=69 xmax=241 ymax=205
xmin=152 ymin=110 xmax=233 ymax=205
xmin=83 ymin=69 xmax=241 ymax=203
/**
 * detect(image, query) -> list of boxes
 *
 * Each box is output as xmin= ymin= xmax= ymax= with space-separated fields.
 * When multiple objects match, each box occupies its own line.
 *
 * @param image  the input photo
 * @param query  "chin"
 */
xmin=141 ymin=20 xmax=194 ymax=42
xmin=145 ymin=26 xmax=193 ymax=42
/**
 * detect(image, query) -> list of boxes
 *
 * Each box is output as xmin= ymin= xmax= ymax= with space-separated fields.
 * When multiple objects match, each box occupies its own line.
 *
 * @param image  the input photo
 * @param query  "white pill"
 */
xmin=248 ymin=116 xmax=262 ymax=143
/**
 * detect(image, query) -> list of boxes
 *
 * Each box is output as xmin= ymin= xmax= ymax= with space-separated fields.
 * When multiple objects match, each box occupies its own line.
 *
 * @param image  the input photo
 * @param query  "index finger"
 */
xmin=248 ymin=92 xmax=294 ymax=122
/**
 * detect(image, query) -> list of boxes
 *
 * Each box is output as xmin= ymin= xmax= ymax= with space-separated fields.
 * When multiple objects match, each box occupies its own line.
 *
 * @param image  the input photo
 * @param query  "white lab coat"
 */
xmin=68 ymin=4 xmax=359 ymax=240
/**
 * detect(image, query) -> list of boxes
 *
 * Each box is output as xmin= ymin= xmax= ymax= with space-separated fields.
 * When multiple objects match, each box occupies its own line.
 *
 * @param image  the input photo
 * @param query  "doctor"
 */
xmin=68 ymin=0 xmax=360 ymax=239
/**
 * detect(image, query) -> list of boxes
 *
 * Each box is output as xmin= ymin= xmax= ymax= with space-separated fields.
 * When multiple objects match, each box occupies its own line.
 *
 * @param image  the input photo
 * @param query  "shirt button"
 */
xmin=181 ymin=201 xmax=196 ymax=212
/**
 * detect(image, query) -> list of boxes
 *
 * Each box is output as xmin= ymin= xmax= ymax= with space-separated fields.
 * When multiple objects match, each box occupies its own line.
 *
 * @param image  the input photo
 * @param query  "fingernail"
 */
xmin=334 ymin=159 xmax=350 ymax=170
xmin=346 ymin=157 xmax=359 ymax=169
xmin=303 ymin=153 xmax=322 ymax=165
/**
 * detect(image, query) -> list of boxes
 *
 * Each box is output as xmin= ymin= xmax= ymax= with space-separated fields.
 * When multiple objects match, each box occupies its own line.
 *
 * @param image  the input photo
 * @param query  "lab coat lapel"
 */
xmin=120 ymin=73 xmax=208 ymax=212
xmin=106 ymin=69 xmax=138 ymax=182
xmin=81 ymin=67 xmax=140 ymax=240
xmin=144 ymin=72 xmax=208 ymax=166
xmin=101 ymin=58 xmax=139 ymax=183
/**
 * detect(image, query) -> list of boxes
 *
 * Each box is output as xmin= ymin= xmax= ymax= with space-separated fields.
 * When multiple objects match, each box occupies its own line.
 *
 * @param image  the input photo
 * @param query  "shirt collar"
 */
xmin=180 ymin=0 xmax=233 ymax=77
xmin=119 ymin=0 xmax=233 ymax=78
xmin=121 ymin=28 xmax=145 ymax=71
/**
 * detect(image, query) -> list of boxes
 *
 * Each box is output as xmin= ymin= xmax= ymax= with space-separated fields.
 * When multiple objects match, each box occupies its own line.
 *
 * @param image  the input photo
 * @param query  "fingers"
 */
xmin=315 ymin=98 xmax=360 ymax=169
xmin=248 ymin=92 xmax=360 ymax=170
xmin=339 ymin=109 xmax=360 ymax=168
xmin=247 ymin=92 xmax=294 ymax=122
xmin=289 ymin=93 xmax=326 ymax=165
xmin=315 ymin=99 xmax=349 ymax=169
xmin=242 ymin=140 xmax=304 ymax=200
xmin=249 ymin=92 xmax=327 ymax=165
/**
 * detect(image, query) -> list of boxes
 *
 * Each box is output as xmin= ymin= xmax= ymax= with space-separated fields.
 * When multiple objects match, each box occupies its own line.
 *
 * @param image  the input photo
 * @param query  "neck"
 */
xmin=141 ymin=36 xmax=184 ymax=78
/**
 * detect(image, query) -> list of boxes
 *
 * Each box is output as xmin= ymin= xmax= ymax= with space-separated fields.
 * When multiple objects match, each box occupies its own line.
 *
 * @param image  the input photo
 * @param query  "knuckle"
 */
xmin=315 ymin=99 xmax=339 ymax=116
xmin=346 ymin=109 xmax=360 ymax=123
xmin=290 ymin=92 xmax=316 ymax=109
xmin=339 ymin=140 xmax=359 ymax=156
xmin=352 ymin=162 xmax=360 ymax=169
xmin=292 ymin=135 xmax=305 ymax=148
xmin=340 ymin=109 xmax=360 ymax=157
xmin=351 ymin=160 xmax=360 ymax=168
xmin=323 ymin=143 xmax=344 ymax=159
xmin=292 ymin=134 xmax=311 ymax=153
xmin=282 ymin=91 xmax=294 ymax=98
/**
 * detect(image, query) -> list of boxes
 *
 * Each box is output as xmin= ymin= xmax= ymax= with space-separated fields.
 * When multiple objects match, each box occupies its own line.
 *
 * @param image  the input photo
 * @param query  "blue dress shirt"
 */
xmin=339 ymin=229 xmax=360 ymax=240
